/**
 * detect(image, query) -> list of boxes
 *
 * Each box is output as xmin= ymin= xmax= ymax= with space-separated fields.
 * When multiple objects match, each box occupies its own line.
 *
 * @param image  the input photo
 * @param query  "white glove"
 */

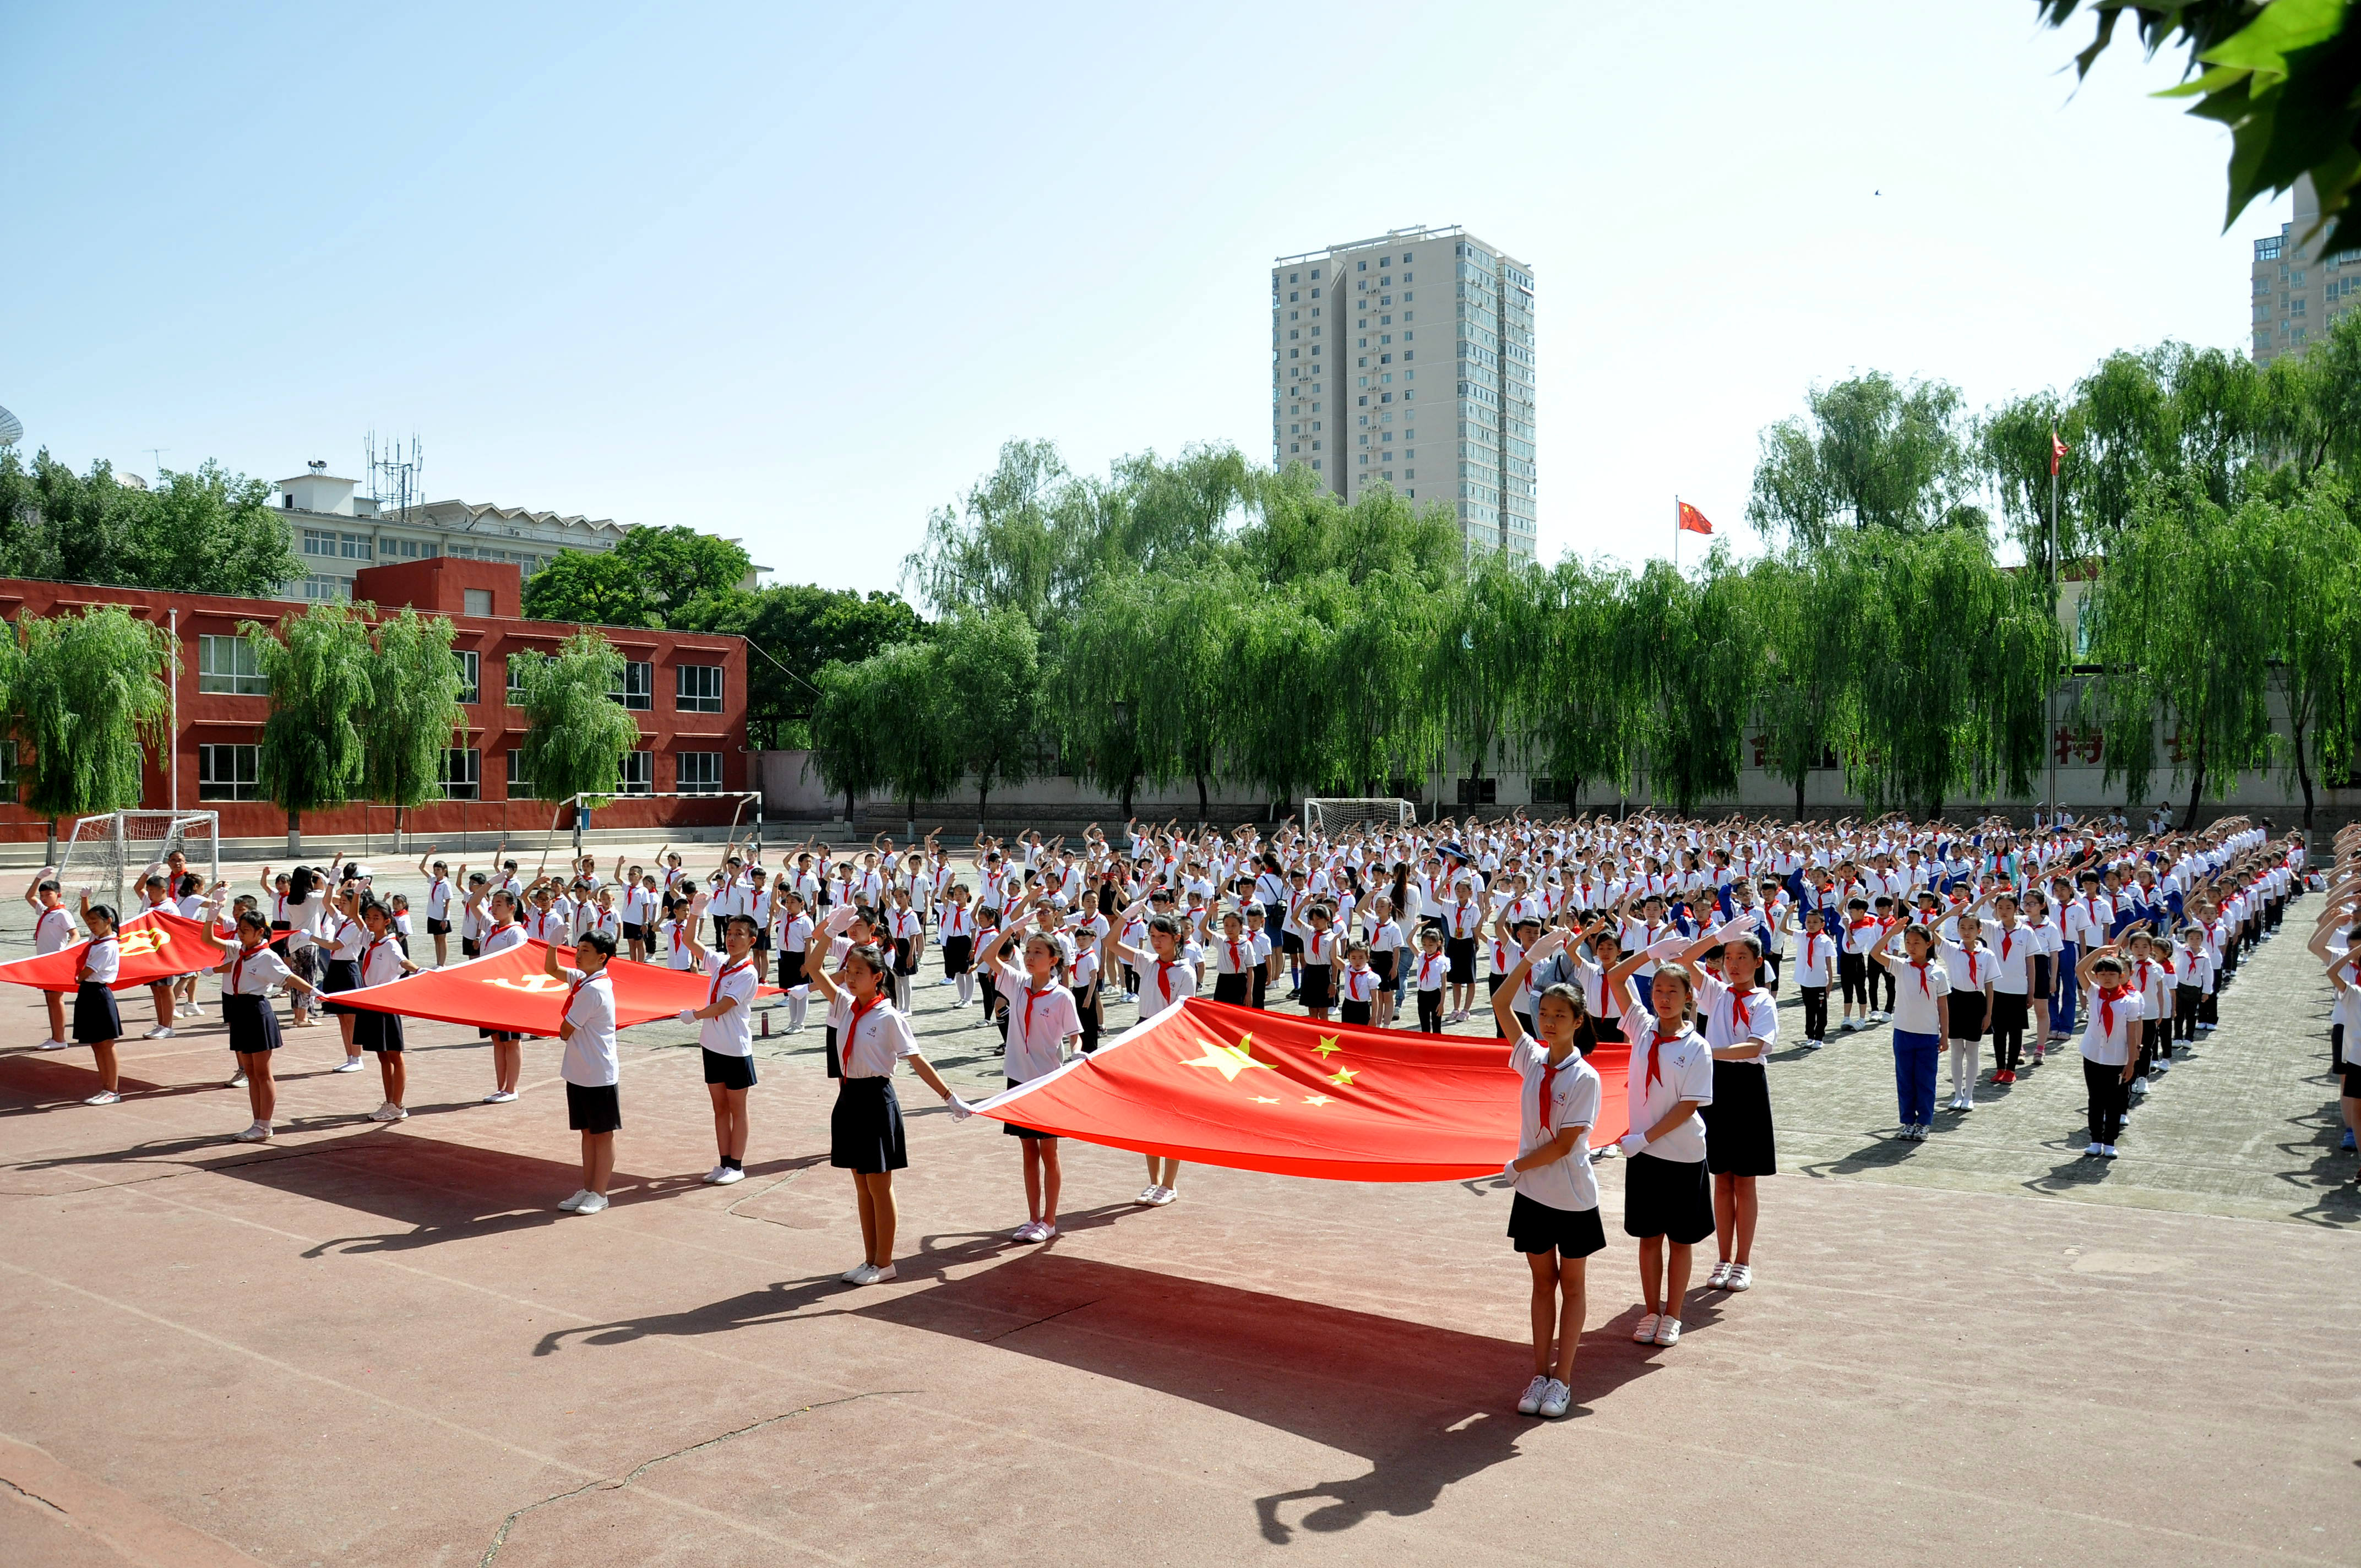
xmin=947 ymin=1095 xmax=976 ymax=1121
xmin=676 ymin=1008 xmax=698 ymax=1025
xmin=1500 ymin=1159 xmax=1519 ymax=1184
xmin=1619 ymin=1131 xmax=1646 ymax=1157
xmin=1712 ymin=913 xmax=1760 ymax=942
xmin=1648 ymin=935 xmax=1688 ymax=961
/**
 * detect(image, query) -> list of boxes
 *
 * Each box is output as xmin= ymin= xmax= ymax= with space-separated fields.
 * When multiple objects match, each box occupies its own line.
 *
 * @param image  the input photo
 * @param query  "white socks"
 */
xmin=787 ymin=986 xmax=808 ymax=1030
xmin=956 ymin=972 xmax=974 ymax=1005
xmin=1948 ymin=1041 xmax=1974 ymax=1095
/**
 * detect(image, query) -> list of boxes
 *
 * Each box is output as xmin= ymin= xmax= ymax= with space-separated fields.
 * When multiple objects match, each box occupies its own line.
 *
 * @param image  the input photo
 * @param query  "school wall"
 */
xmin=0 ymin=573 xmax=755 ymax=846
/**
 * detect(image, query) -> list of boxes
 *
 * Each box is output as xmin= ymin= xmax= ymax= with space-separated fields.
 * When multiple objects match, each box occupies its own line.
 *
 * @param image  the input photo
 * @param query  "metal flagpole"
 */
xmin=1673 ymin=494 xmax=1680 ymax=572
xmin=2046 ymin=447 xmax=2059 ymax=824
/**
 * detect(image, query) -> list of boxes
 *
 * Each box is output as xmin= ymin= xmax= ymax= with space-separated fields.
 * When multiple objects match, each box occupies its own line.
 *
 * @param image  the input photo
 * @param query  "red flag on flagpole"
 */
xmin=1675 ymin=500 xmax=1713 ymax=536
xmin=971 ymin=997 xmax=1631 ymax=1182
xmin=2050 ymin=431 xmax=2068 ymax=476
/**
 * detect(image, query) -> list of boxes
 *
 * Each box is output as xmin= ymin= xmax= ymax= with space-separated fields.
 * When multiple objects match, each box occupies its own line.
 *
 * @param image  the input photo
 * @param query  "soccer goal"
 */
xmin=562 ymin=790 xmax=763 ymax=856
xmin=1302 ymin=798 xmax=1417 ymax=836
xmin=57 ymin=810 xmax=219 ymax=913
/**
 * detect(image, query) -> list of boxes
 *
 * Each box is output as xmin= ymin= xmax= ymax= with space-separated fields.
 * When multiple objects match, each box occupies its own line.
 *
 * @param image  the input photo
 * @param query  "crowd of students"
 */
xmin=16 ymin=805 xmax=2336 ymax=1419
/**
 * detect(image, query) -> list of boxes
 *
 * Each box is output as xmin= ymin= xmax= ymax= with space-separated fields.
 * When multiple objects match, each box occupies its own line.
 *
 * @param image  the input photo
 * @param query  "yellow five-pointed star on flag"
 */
xmin=1302 ymin=1093 xmax=1333 ymax=1107
xmin=1250 ymin=1096 xmax=1281 ymax=1104
xmin=1326 ymin=1066 xmax=1358 ymax=1087
xmin=1177 ymin=1037 xmax=1274 ymax=1082
xmin=1312 ymin=1035 xmax=1343 ymax=1058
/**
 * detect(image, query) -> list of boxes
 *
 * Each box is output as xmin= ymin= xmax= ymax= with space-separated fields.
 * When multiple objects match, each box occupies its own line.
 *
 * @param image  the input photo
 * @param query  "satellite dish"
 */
xmin=0 ymin=405 xmax=20 ymax=447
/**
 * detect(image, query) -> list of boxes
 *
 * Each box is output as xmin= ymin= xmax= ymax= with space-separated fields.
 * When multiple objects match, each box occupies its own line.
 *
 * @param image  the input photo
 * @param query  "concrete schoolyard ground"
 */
xmin=1 ymin=861 xmax=2355 ymax=1565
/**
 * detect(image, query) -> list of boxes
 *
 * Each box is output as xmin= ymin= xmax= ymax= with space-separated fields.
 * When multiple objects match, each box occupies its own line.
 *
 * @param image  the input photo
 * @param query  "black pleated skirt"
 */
xmin=224 ymin=993 xmax=281 ymax=1054
xmin=72 ymin=982 xmax=121 ymax=1043
xmin=356 ymin=1010 xmax=406 ymax=1053
xmin=1702 ymin=1060 xmax=1776 ymax=1176
xmin=830 ymin=1076 xmax=907 ymax=1174
xmin=319 ymin=959 xmax=361 ymax=1016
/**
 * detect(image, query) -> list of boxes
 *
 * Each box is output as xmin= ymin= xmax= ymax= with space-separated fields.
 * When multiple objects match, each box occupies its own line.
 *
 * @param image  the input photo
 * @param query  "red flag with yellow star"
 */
xmin=971 ymin=998 xmax=1631 ymax=1182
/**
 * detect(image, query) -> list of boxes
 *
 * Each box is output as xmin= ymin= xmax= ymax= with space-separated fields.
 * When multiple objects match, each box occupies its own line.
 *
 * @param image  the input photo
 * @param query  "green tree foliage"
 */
xmin=243 ymin=603 xmax=373 ymax=845
xmin=806 ymin=657 xmax=895 ymax=820
xmin=2039 ymin=0 xmax=2361 ymax=258
xmin=362 ymin=608 xmax=469 ymax=834
xmin=2255 ymin=307 xmax=2361 ymax=483
xmin=0 ymin=451 xmax=299 ymax=597
xmin=932 ymin=610 xmax=1040 ymax=826
xmin=1532 ymin=557 xmax=1640 ymax=807
xmin=676 ymin=583 xmax=924 ymax=748
xmin=521 ymin=525 xmax=753 ymax=629
xmin=9 ymin=607 xmax=174 ymax=831
xmin=1621 ymin=555 xmax=1765 ymax=814
xmin=512 ymin=631 xmax=648 ymax=811
xmin=1745 ymin=548 xmax=1866 ymax=815
xmin=2259 ymin=482 xmax=2361 ymax=823
xmin=1746 ymin=372 xmax=1973 ymax=551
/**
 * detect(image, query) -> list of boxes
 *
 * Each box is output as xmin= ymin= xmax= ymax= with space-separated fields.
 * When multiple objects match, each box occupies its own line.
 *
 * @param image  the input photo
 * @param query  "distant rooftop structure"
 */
xmin=0 ymin=405 xmax=21 ymax=447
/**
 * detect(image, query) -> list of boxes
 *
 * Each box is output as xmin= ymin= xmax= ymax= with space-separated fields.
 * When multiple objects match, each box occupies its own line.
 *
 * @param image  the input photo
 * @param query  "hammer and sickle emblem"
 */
xmin=487 ymin=973 xmax=567 ymax=993
xmin=116 ymin=929 xmax=167 ymax=957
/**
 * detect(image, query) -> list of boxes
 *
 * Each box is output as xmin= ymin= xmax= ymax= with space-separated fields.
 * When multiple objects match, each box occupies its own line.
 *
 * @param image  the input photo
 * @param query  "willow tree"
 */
xmin=10 ymin=607 xmax=173 ymax=858
xmin=807 ymin=656 xmax=894 ymax=821
xmin=2260 ymin=486 xmax=2361 ymax=827
xmin=1433 ymin=553 xmax=1548 ymax=801
xmin=363 ymin=607 xmax=467 ymax=851
xmin=1225 ymin=586 xmax=1334 ymax=816
xmin=1747 ymin=547 xmax=1864 ymax=817
xmin=1140 ymin=571 xmax=1245 ymax=819
xmin=1325 ymin=567 xmax=1448 ymax=802
xmin=2082 ymin=481 xmax=2276 ymax=827
xmin=245 ymin=602 xmax=372 ymax=854
xmin=1746 ymin=371 xmax=1972 ymax=552
xmin=1533 ymin=555 xmax=1638 ymax=808
xmin=933 ymin=608 xmax=1038 ymax=829
xmin=511 ymin=631 xmax=644 ymax=828
xmin=870 ymin=640 xmax=962 ymax=835
xmin=1055 ymin=577 xmax=1161 ymax=817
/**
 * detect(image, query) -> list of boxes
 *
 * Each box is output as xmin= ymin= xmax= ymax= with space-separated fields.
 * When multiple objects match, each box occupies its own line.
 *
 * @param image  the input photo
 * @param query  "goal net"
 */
xmin=57 ymin=810 xmax=220 ymax=914
xmin=563 ymin=790 xmax=761 ymax=854
xmin=1303 ymin=798 xmax=1417 ymax=837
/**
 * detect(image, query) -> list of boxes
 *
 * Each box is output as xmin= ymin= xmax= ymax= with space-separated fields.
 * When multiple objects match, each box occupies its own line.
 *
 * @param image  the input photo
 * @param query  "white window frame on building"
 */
xmin=196 ymin=634 xmax=268 ymax=695
xmin=454 ymin=650 xmax=480 ymax=705
xmin=675 ymin=663 xmax=723 ymax=713
xmin=676 ymin=750 xmax=723 ymax=794
xmin=440 ymin=748 xmax=481 ymax=800
xmin=618 ymin=749 xmax=654 ymax=795
xmin=505 ymin=749 xmax=537 ymax=799
xmin=611 ymin=660 xmax=654 ymax=711
xmin=198 ymin=743 xmax=261 ymax=801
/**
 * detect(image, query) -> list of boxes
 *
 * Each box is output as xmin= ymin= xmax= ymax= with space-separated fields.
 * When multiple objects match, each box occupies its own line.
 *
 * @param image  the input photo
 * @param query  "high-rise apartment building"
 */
xmin=2252 ymin=176 xmax=2361 ymax=363
xmin=1271 ymin=225 xmax=1536 ymax=559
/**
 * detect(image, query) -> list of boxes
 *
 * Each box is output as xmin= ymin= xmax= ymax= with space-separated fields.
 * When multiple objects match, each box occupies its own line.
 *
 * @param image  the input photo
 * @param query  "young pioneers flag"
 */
xmin=0 ymin=908 xmax=224 ymax=993
xmin=2051 ymin=431 xmax=2069 ymax=475
xmin=971 ymin=997 xmax=1631 ymax=1182
xmin=1676 ymin=500 xmax=1714 ymax=535
xmin=332 ymin=939 xmax=777 ymax=1037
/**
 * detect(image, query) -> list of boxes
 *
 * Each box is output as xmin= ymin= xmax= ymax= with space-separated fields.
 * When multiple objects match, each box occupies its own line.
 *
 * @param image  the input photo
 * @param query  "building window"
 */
xmin=440 ymin=748 xmax=481 ymax=800
xmin=506 ymin=656 xmax=527 ymax=706
xmin=454 ymin=649 xmax=480 ymax=704
xmin=463 ymin=589 xmax=493 ymax=617
xmin=197 ymin=743 xmax=261 ymax=801
xmin=301 ymin=574 xmax=350 ymax=603
xmin=610 ymin=659 xmax=654 ymax=710
xmin=677 ymin=750 xmax=723 ymax=794
xmin=676 ymin=663 xmax=723 ymax=712
xmin=505 ymin=750 xmax=537 ymax=799
xmin=302 ymin=529 xmax=373 ymax=561
xmin=618 ymin=750 xmax=654 ymax=795
xmin=196 ymin=634 xmax=268 ymax=695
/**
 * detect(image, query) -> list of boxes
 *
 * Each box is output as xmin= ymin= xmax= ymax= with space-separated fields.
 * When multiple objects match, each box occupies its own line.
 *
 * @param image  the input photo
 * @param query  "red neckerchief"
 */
xmin=2135 ymin=959 xmax=2152 ymax=994
xmin=231 ymin=939 xmax=266 ymax=993
xmin=362 ymin=933 xmax=392 ymax=978
xmin=709 ymin=955 xmax=752 ymax=1004
xmin=2097 ymin=983 xmax=2129 ymax=1037
xmin=846 ymin=990 xmax=886 ymax=1069
xmin=1726 ymin=982 xmax=1754 ymax=1038
xmin=1538 ymin=1047 xmax=1572 ymax=1130
xmin=1805 ymin=932 xmax=1823 ymax=968
xmin=564 ymin=966 xmax=602 ymax=1019
xmin=1963 ymin=948 xmax=1981 ymax=987
xmin=1646 ymin=1024 xmax=1683 ymax=1089
xmin=1021 ymin=982 xmax=1053 ymax=1039
xmin=1999 ymin=929 xmax=2013 ymax=961
xmin=1912 ymin=959 xmax=1932 ymax=995
xmin=1156 ymin=959 xmax=1177 ymax=1003
xmin=1226 ymin=939 xmax=1244 ymax=972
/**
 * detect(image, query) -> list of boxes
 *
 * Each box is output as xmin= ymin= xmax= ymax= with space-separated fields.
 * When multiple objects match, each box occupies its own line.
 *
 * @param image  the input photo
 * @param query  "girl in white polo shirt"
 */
xmin=1875 ymin=919 xmax=1951 ymax=1140
xmin=977 ymin=893 xmax=1081 ymax=1243
xmin=545 ymin=930 xmax=622 ymax=1214
xmin=679 ymin=913 xmax=763 ymax=1186
xmin=1606 ymin=940 xmax=1716 ymax=1350
xmin=1983 ymin=894 xmax=2032 ymax=1083
xmin=1489 ymin=929 xmax=1603 ymax=1420
xmin=2073 ymin=945 xmax=2142 ymax=1158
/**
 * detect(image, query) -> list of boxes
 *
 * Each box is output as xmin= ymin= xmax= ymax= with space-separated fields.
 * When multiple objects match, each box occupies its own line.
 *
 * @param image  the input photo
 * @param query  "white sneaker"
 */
xmin=1706 ymin=1259 xmax=1733 ymax=1289
xmin=483 ymin=1089 xmax=517 ymax=1103
xmin=182 ymin=1003 xmax=205 ymax=1016
xmin=1725 ymin=1264 xmax=1753 ymax=1292
xmin=701 ymin=1164 xmax=727 ymax=1184
xmin=226 ymin=1070 xmax=247 ymax=1088
xmin=85 ymin=1090 xmax=120 ymax=1105
xmin=2099 ymin=1144 xmax=2120 ymax=1159
xmin=1012 ymin=1220 xmax=1045 ymax=1242
xmin=557 ymin=1189 xmax=591 ymax=1211
xmin=869 ymin=1262 xmax=896 ymax=1282
xmin=711 ymin=1166 xmax=744 ymax=1185
xmin=143 ymin=1027 xmax=175 ymax=1039
xmin=235 ymin=1121 xmax=271 ymax=1143
xmin=573 ymin=1191 xmax=608 ymax=1213
xmin=331 ymin=1057 xmax=363 ymax=1072
xmin=369 ymin=1102 xmax=407 ymax=1122
xmin=1146 ymin=1186 xmax=1177 ymax=1206
xmin=1537 ymin=1378 xmax=1571 ymax=1418
xmin=1516 ymin=1374 xmax=1549 ymax=1415
xmin=2084 ymin=1141 xmax=2103 ymax=1156
xmin=39 ymin=1038 xmax=69 ymax=1050
xmin=1956 ymin=1094 xmax=1974 ymax=1112
xmin=1632 ymin=1311 xmax=1660 ymax=1344
xmin=1138 ymin=1186 xmax=1162 ymax=1205
xmin=1805 ymin=1038 xmax=1825 ymax=1050
xmin=1652 ymin=1316 xmax=1683 ymax=1347
xmin=1029 ymin=1223 xmax=1056 ymax=1243
xmin=841 ymin=1262 xmax=875 ymax=1283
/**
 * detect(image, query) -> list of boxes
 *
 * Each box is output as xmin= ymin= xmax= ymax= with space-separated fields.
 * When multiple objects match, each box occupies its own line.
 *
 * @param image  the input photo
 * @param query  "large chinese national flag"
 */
xmin=333 ymin=940 xmax=777 ymax=1037
xmin=973 ymin=999 xmax=1631 ymax=1183
xmin=1676 ymin=500 xmax=1714 ymax=535
xmin=0 ymin=909 xmax=225 ymax=993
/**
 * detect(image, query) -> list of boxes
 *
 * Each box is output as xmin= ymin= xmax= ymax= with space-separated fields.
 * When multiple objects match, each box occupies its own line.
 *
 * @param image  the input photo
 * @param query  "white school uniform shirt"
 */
xmin=1986 ymin=924 xmax=2031 ymax=994
xmin=839 ymin=995 xmax=920 ymax=1078
xmin=938 ymin=903 xmax=976 ymax=943
xmin=1511 ymin=1038 xmax=1601 ymax=1213
xmin=524 ymin=906 xmax=569 ymax=945
xmin=33 ymin=904 xmax=75 ymax=955
xmin=1338 ymin=965 xmax=1380 ymax=1005
xmin=2130 ymin=953 xmax=2174 ymax=1017
xmin=81 ymin=932 xmax=122 ymax=987
xmin=1697 ymin=971 xmax=1775 ymax=1061
xmin=993 ymin=962 xmax=1079 ymax=1081
xmin=1886 ymin=952 xmax=1951 ymax=1035
xmin=1941 ymin=941 xmax=1992 ymax=997
xmin=2065 ymin=893 xmax=2113 ymax=947
xmin=2077 ymin=984 xmax=2145 ymax=1066
xmin=780 ymin=911 xmax=814 ymax=955
xmin=480 ymin=921 xmax=527 ymax=959
xmin=1790 ymin=925 xmax=1835 ymax=988
xmin=624 ymin=884 xmax=660 ymax=926
xmin=1441 ymin=899 xmax=1483 ymax=939
xmin=888 ymin=906 xmax=923 ymax=945
xmin=221 ymin=941 xmax=294 ymax=996
xmin=1213 ymin=933 xmax=1259 ymax=975
xmin=424 ymin=877 xmax=453 ymax=922
xmin=1621 ymin=1006 xmax=1714 ymax=1163
xmin=1139 ymin=953 xmax=1199 ymax=1011
xmin=357 ymin=931 xmax=406 ymax=988
xmin=699 ymin=954 xmax=760 ymax=1058
xmin=658 ymin=919 xmax=697 ymax=970
xmin=557 ymin=967 xmax=620 ymax=1086
xmin=328 ymin=915 xmax=366 ymax=964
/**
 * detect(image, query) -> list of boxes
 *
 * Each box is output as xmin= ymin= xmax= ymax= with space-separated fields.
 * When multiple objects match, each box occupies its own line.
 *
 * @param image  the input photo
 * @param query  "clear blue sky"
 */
xmin=2 ymin=1 xmax=2287 ymax=597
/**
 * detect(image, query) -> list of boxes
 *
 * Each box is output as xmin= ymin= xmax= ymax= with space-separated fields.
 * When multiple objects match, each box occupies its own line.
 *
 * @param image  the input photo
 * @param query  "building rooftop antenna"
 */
xmin=365 ymin=430 xmax=424 ymax=524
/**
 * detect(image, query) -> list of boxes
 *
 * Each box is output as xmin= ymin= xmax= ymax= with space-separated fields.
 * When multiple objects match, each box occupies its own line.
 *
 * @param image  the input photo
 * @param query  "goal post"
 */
xmin=56 ymin=810 xmax=219 ymax=914
xmin=1302 ymin=798 xmax=1417 ymax=836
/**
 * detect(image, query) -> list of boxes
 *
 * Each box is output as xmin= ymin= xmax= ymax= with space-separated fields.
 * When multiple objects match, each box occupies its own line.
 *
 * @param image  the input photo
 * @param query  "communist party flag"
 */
xmin=331 ymin=939 xmax=778 ymax=1037
xmin=972 ymin=998 xmax=1631 ymax=1182
xmin=0 ymin=908 xmax=224 ymax=993
xmin=1676 ymin=500 xmax=1713 ymax=535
